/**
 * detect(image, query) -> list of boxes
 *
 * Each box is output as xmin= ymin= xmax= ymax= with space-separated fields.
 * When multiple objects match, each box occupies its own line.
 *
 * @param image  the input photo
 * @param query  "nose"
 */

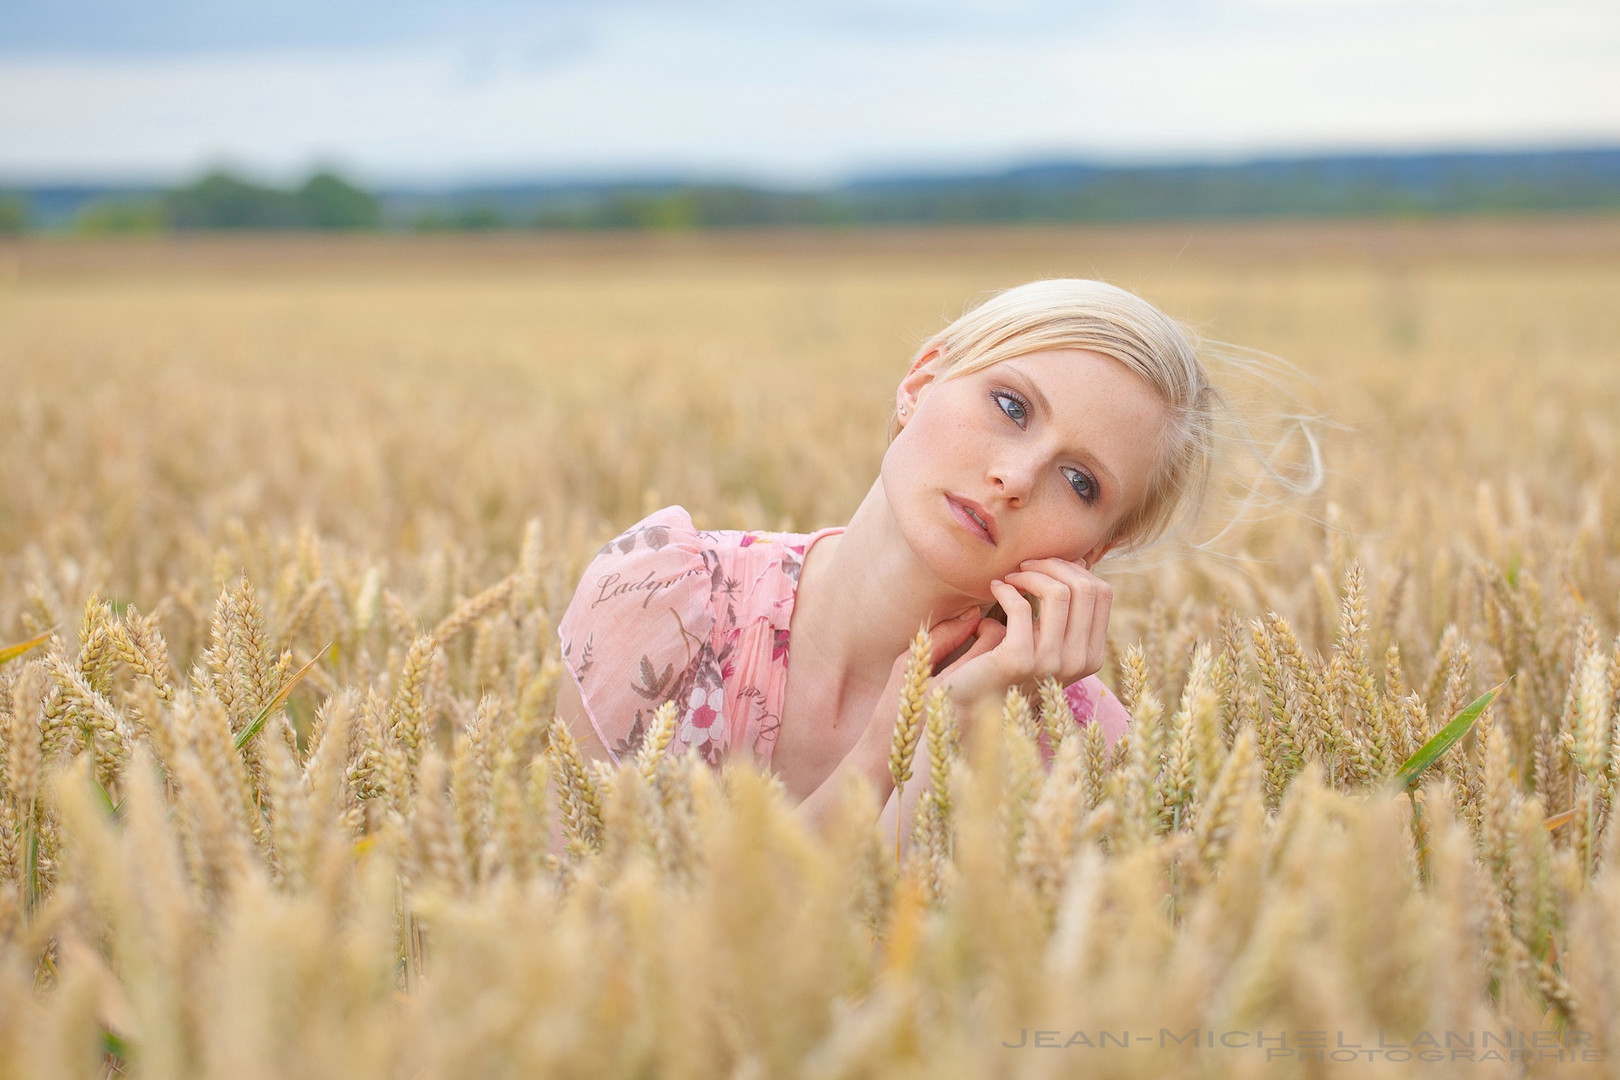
xmin=988 ymin=453 xmax=1038 ymax=505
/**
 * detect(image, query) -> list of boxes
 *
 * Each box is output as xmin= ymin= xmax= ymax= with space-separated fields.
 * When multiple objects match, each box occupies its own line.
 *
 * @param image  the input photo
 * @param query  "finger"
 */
xmin=941 ymin=617 xmax=1003 ymax=672
xmin=1084 ymin=577 xmax=1113 ymax=679
xmin=987 ymin=579 xmax=1034 ymax=670
xmin=935 ymin=618 xmax=1007 ymax=711
xmin=1038 ymin=561 xmax=1111 ymax=680
xmin=1019 ymin=558 xmax=1109 ymax=680
xmin=925 ymin=609 xmax=983 ymax=668
xmin=1002 ymin=568 xmax=1072 ymax=677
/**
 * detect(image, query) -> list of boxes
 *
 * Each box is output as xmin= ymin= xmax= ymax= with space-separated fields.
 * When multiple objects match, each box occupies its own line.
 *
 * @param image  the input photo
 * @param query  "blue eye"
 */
xmin=994 ymin=387 xmax=1097 ymax=504
xmin=992 ymin=390 xmax=1029 ymax=426
xmin=1064 ymin=467 xmax=1099 ymax=505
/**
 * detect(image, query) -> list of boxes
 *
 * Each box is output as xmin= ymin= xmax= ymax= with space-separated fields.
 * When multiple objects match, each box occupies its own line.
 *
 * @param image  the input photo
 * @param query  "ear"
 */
xmin=895 ymin=344 xmax=943 ymax=427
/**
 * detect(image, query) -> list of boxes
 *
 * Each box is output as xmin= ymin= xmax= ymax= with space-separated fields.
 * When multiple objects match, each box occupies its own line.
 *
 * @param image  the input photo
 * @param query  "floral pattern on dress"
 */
xmin=1064 ymin=678 xmax=1096 ymax=725
xmin=612 ymin=711 xmax=649 ymax=760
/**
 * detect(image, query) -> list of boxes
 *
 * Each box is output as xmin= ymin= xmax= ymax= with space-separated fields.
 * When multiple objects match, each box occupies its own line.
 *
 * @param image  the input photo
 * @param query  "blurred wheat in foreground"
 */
xmin=2 ymin=224 xmax=1619 ymax=1077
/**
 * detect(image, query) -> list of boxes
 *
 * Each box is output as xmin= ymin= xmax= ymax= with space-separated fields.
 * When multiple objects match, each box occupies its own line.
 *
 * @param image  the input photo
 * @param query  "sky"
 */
xmin=2 ymin=0 xmax=1617 ymax=186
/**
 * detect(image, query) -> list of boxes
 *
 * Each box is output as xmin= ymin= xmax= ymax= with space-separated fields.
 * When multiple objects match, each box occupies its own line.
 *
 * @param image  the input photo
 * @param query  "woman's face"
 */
xmin=881 ymin=346 xmax=1168 ymax=600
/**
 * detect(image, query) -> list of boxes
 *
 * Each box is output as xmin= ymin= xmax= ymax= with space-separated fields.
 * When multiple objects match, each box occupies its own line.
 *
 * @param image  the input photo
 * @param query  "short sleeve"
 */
xmin=557 ymin=507 xmax=717 ymax=764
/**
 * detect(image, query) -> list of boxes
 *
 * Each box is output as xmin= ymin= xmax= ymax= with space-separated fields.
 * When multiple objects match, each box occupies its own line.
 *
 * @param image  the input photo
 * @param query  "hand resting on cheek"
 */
xmin=867 ymin=552 xmax=1114 ymax=748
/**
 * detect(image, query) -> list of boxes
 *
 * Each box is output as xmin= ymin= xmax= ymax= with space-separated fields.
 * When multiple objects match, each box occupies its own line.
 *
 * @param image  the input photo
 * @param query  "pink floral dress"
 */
xmin=558 ymin=506 xmax=1130 ymax=771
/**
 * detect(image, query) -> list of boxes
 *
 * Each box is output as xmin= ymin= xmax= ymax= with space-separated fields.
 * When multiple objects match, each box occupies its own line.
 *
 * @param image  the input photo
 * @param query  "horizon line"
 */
xmin=6 ymin=139 xmax=1620 ymax=194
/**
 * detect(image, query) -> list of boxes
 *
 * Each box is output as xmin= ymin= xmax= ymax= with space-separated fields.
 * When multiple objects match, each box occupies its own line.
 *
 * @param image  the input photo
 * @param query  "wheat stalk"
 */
xmin=547 ymin=714 xmax=604 ymax=859
xmin=432 ymin=574 xmax=518 ymax=648
xmin=635 ymin=699 xmax=679 ymax=785
xmin=887 ymin=626 xmax=930 ymax=863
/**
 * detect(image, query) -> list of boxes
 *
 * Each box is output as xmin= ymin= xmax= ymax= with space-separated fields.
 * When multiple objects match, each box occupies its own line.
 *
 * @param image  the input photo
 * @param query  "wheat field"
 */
xmin=1 ymin=220 xmax=1619 ymax=1077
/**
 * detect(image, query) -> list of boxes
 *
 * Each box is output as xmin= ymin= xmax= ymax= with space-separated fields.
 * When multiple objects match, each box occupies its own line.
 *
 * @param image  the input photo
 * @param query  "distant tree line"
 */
xmin=2 ymin=148 xmax=1618 ymax=235
xmin=167 ymin=171 xmax=382 ymax=229
xmin=5 ymin=170 xmax=383 ymax=234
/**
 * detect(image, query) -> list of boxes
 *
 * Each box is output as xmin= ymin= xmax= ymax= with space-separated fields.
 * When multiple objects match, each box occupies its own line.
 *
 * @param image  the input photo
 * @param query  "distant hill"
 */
xmin=836 ymin=148 xmax=1620 ymax=222
xmin=5 ymin=146 xmax=1619 ymax=233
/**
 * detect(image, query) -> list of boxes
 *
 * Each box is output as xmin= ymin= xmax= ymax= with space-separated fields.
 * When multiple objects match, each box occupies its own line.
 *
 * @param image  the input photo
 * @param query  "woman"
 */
xmin=555 ymin=279 xmax=1220 ymax=837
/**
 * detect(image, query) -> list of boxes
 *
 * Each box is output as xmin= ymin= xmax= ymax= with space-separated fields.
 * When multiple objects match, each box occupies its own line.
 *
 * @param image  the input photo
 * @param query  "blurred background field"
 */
xmin=3 ymin=217 xmax=1617 ymax=654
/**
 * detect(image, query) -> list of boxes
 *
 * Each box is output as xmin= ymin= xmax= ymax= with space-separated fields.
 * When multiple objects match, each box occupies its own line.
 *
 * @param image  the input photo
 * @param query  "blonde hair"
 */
xmin=892 ymin=279 xmax=1225 ymax=553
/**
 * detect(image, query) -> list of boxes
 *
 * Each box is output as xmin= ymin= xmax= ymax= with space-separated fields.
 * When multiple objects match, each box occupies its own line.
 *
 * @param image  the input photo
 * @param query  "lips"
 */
xmin=946 ymin=494 xmax=998 ymax=545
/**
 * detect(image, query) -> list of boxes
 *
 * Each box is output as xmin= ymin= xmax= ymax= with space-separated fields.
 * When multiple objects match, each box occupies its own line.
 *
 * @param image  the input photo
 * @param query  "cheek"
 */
xmin=1016 ymin=512 xmax=1108 ymax=565
xmin=879 ymin=430 xmax=926 ymax=508
xmin=884 ymin=410 xmax=949 ymax=481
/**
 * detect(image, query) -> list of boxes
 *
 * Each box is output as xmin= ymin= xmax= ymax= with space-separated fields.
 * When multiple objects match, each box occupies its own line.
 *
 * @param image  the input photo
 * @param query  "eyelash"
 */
xmin=990 ymin=388 xmax=1100 ymax=506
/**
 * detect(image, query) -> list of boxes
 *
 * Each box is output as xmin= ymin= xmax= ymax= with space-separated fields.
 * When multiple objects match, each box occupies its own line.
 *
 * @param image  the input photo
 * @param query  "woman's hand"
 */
xmin=935 ymin=556 xmax=1113 ymax=713
xmin=854 ymin=607 xmax=983 ymax=749
xmin=800 ymin=572 xmax=1106 ymax=839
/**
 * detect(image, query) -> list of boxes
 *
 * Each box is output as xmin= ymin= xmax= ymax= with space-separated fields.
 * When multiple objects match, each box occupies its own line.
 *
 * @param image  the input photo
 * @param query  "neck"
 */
xmin=792 ymin=477 xmax=980 ymax=697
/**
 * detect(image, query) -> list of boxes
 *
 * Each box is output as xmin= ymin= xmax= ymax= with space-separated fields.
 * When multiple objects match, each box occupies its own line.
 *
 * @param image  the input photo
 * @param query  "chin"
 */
xmin=896 ymin=508 xmax=1006 ymax=600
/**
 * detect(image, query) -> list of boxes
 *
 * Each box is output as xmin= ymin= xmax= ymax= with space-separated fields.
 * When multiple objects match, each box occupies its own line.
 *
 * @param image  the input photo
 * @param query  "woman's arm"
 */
xmin=792 ymin=713 xmax=897 ymax=839
xmin=794 ymin=611 xmax=982 ymax=842
xmin=793 ymin=690 xmax=940 ymax=857
xmin=554 ymin=672 xmax=617 ymax=765
xmin=874 ymin=720 xmax=938 ymax=859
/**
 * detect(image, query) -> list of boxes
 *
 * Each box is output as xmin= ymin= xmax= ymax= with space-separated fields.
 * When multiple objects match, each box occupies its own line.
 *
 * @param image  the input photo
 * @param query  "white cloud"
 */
xmin=1 ymin=1 xmax=1616 ymax=183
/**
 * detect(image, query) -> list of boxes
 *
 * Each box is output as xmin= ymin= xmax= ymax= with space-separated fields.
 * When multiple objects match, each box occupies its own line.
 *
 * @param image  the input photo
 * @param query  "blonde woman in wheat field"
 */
xmin=556 ymin=279 xmax=1223 ymax=843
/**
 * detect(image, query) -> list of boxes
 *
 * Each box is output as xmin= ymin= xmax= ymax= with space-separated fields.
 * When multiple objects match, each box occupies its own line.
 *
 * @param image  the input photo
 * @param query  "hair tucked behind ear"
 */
xmin=896 ymin=279 xmax=1321 ymax=556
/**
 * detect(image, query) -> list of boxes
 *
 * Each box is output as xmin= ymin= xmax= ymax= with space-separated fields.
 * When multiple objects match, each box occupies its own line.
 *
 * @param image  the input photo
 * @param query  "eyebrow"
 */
xmin=1002 ymin=361 xmax=1122 ymax=496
